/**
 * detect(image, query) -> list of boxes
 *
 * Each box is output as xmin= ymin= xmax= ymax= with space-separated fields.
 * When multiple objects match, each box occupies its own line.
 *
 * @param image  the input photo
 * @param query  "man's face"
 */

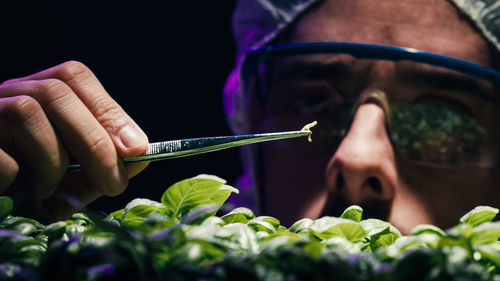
xmin=254 ymin=0 xmax=500 ymax=234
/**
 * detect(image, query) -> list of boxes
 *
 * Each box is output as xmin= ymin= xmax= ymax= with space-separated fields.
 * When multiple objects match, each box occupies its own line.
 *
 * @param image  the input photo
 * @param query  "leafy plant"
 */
xmin=0 ymin=174 xmax=498 ymax=280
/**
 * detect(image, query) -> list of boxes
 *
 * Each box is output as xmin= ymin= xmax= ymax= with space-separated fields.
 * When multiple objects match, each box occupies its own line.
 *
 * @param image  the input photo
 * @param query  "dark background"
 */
xmin=0 ymin=2 xmax=242 ymax=213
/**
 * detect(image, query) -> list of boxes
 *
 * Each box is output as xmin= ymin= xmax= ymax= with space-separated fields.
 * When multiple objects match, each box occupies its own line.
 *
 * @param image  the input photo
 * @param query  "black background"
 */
xmin=0 ymin=2 xmax=242 ymax=213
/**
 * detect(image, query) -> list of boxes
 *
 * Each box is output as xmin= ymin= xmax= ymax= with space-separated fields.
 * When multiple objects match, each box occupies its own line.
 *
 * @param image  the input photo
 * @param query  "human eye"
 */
xmin=290 ymin=81 xmax=346 ymax=113
xmin=265 ymin=80 xmax=338 ymax=114
xmin=392 ymin=94 xmax=488 ymax=166
xmin=292 ymin=89 xmax=337 ymax=114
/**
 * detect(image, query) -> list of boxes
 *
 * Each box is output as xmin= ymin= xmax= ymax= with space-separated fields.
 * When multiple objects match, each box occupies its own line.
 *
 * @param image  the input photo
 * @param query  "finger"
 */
xmin=0 ymin=148 xmax=18 ymax=194
xmin=40 ymin=171 xmax=105 ymax=222
xmin=126 ymin=161 xmax=150 ymax=178
xmin=38 ymin=160 xmax=148 ymax=222
xmin=0 ymin=95 xmax=67 ymax=199
xmin=11 ymin=169 xmax=105 ymax=223
xmin=0 ymin=81 xmax=128 ymax=196
xmin=5 ymin=61 xmax=149 ymax=157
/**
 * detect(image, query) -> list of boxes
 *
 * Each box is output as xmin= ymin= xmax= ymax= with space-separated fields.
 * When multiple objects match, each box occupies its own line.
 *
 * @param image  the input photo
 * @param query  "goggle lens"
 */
xmin=242 ymin=49 xmax=499 ymax=168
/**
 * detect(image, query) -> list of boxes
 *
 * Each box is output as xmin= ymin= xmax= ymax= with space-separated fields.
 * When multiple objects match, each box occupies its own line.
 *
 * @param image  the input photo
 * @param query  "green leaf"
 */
xmin=390 ymin=234 xmax=440 ymax=252
xmin=222 ymin=223 xmax=260 ymax=254
xmin=439 ymin=231 xmax=470 ymax=250
xmin=277 ymin=225 xmax=287 ymax=233
xmin=182 ymin=204 xmax=221 ymax=225
xmin=124 ymin=198 xmax=166 ymax=215
xmin=161 ymin=174 xmax=238 ymax=218
xmin=200 ymin=216 xmax=225 ymax=227
xmin=122 ymin=198 xmax=168 ymax=221
xmin=105 ymin=209 xmax=124 ymax=226
xmin=358 ymin=218 xmax=401 ymax=252
xmin=321 ymin=236 xmax=359 ymax=254
xmin=260 ymin=235 xmax=299 ymax=252
xmin=310 ymin=217 xmax=366 ymax=243
xmin=209 ymin=184 xmax=240 ymax=207
xmin=221 ymin=207 xmax=255 ymax=224
xmin=252 ymin=216 xmax=280 ymax=228
xmin=340 ymin=205 xmax=363 ymax=222
xmin=0 ymin=197 xmax=13 ymax=222
xmin=65 ymin=224 xmax=86 ymax=236
xmin=470 ymin=221 xmax=500 ymax=245
xmin=0 ymin=229 xmax=45 ymax=266
xmin=0 ymin=263 xmax=22 ymax=279
xmin=137 ymin=213 xmax=178 ymax=235
xmin=301 ymin=240 xmax=324 ymax=259
xmin=171 ymin=240 xmax=227 ymax=266
xmin=360 ymin=218 xmax=391 ymax=233
xmin=186 ymin=224 xmax=225 ymax=243
xmin=260 ymin=231 xmax=302 ymax=244
xmin=5 ymin=173 xmax=500 ymax=279
xmin=460 ymin=206 xmax=499 ymax=227
xmin=106 ymin=199 xmax=169 ymax=230
xmin=368 ymin=225 xmax=401 ymax=251
xmin=247 ymin=217 xmax=277 ymax=234
xmin=447 ymin=223 xmax=474 ymax=239
xmin=0 ymin=216 xmax=45 ymax=234
xmin=70 ymin=213 xmax=93 ymax=226
xmin=40 ymin=221 xmax=67 ymax=242
xmin=107 ymin=209 xmax=124 ymax=220
xmin=289 ymin=218 xmax=314 ymax=236
xmin=411 ymin=224 xmax=445 ymax=237
xmin=13 ymin=223 xmax=38 ymax=236
xmin=475 ymin=244 xmax=500 ymax=267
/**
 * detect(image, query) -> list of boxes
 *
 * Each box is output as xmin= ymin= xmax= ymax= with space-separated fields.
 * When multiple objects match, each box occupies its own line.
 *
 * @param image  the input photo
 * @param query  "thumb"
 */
xmin=108 ymin=116 xmax=149 ymax=157
xmin=126 ymin=161 xmax=150 ymax=178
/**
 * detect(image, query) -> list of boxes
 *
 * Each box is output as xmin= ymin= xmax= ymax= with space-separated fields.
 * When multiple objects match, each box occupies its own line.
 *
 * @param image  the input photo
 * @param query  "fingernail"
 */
xmin=119 ymin=125 xmax=147 ymax=149
xmin=105 ymin=165 xmax=128 ymax=196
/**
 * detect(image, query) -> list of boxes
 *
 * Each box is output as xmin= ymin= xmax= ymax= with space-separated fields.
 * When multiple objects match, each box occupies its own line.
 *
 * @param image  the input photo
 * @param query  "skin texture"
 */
xmin=255 ymin=0 xmax=500 ymax=234
xmin=0 ymin=61 xmax=149 ymax=223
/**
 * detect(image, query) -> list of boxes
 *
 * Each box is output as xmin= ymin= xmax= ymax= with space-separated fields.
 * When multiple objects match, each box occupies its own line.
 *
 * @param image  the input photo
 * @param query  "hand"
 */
xmin=0 ymin=61 xmax=149 ymax=222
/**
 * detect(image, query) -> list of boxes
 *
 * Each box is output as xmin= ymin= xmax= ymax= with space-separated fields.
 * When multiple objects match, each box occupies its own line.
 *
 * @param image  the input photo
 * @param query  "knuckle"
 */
xmin=92 ymin=96 xmax=124 ymax=126
xmin=35 ymin=78 xmax=66 ymax=93
xmin=10 ymin=95 xmax=41 ymax=112
xmin=54 ymin=60 xmax=93 ymax=83
xmin=88 ymin=130 xmax=116 ymax=170
xmin=32 ymin=79 xmax=73 ymax=107
xmin=2 ymin=95 xmax=43 ymax=122
xmin=88 ymin=132 xmax=110 ymax=155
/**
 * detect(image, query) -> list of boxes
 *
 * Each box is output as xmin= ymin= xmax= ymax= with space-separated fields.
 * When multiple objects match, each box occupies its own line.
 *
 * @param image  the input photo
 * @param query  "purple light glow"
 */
xmin=87 ymin=263 xmax=116 ymax=277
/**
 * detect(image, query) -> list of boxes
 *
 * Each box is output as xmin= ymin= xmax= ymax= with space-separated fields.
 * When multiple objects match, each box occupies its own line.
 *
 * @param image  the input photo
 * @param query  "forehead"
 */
xmin=288 ymin=0 xmax=493 ymax=67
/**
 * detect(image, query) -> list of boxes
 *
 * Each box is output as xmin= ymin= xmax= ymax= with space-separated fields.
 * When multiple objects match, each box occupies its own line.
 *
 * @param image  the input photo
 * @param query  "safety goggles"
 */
xmin=240 ymin=42 xmax=500 ymax=168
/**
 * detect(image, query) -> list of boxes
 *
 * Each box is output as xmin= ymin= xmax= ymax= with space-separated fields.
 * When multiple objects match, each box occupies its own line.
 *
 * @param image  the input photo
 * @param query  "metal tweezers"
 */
xmin=67 ymin=129 xmax=312 ymax=170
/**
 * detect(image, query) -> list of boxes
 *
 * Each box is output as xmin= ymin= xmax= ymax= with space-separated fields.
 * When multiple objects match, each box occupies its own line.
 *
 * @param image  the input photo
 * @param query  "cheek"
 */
xmin=260 ymin=142 xmax=332 ymax=225
xmin=396 ymin=161 xmax=500 ymax=228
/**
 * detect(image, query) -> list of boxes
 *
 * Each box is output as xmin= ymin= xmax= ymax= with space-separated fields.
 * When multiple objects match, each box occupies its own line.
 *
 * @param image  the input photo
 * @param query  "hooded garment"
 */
xmin=223 ymin=0 xmax=500 ymax=211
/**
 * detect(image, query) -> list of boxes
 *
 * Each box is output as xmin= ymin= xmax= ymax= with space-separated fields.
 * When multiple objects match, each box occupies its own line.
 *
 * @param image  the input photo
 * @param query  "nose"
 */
xmin=325 ymin=99 xmax=398 ymax=205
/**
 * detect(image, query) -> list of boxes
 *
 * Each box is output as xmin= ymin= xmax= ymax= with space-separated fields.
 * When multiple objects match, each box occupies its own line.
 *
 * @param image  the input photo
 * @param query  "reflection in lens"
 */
xmin=392 ymin=101 xmax=487 ymax=166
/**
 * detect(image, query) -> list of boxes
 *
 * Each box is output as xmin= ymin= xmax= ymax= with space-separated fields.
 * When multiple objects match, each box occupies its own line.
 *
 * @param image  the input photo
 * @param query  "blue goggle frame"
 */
xmin=240 ymin=42 xmax=500 ymax=168
xmin=241 ymin=42 xmax=500 ymax=101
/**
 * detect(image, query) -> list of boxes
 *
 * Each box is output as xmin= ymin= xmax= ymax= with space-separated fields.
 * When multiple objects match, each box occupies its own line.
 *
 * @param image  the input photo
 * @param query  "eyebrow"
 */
xmin=269 ymin=59 xmax=497 ymax=102
xmin=270 ymin=59 xmax=355 ymax=83
xmin=396 ymin=66 xmax=497 ymax=101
